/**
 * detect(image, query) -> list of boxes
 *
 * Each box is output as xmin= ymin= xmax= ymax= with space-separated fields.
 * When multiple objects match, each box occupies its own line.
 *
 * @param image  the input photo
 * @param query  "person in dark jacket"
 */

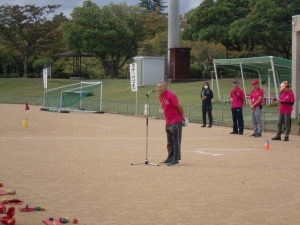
xmin=200 ymin=82 xmax=213 ymax=128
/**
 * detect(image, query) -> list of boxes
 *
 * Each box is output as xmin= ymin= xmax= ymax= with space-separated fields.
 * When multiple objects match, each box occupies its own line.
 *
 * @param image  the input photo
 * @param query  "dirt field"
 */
xmin=0 ymin=104 xmax=299 ymax=225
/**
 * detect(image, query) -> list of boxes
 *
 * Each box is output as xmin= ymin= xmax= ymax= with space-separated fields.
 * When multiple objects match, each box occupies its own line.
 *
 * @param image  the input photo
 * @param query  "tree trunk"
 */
xmin=23 ymin=56 xmax=28 ymax=77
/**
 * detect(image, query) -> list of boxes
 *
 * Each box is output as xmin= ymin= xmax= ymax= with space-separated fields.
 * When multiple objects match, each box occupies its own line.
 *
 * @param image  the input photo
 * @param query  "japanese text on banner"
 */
xmin=130 ymin=63 xmax=137 ymax=92
xmin=43 ymin=68 xmax=47 ymax=89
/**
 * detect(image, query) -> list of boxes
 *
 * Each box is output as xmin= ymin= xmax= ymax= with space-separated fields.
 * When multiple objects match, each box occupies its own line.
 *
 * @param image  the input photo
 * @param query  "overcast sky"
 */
xmin=0 ymin=0 xmax=202 ymax=17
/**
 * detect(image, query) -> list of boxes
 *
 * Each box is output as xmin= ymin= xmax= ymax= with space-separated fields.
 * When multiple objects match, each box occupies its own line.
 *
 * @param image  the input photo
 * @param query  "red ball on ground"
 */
xmin=0 ymin=182 xmax=3 ymax=187
xmin=73 ymin=218 xmax=78 ymax=224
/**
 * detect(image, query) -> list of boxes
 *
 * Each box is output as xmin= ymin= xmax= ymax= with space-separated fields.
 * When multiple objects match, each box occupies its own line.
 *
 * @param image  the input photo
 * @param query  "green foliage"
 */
xmin=52 ymin=72 xmax=70 ymax=79
xmin=0 ymin=4 xmax=62 ymax=77
xmin=183 ymin=0 xmax=250 ymax=51
xmin=0 ymin=75 xmax=18 ymax=78
xmin=138 ymin=0 xmax=167 ymax=14
xmin=184 ymin=0 xmax=298 ymax=59
xmin=190 ymin=64 xmax=202 ymax=78
xmin=61 ymin=0 xmax=145 ymax=79
xmin=32 ymin=58 xmax=55 ymax=69
xmin=229 ymin=0 xmax=298 ymax=59
xmin=27 ymin=74 xmax=38 ymax=78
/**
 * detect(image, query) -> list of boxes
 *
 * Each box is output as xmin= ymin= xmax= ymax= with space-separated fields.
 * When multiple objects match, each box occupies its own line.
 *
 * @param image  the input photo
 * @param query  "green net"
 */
xmin=44 ymin=82 xmax=101 ymax=112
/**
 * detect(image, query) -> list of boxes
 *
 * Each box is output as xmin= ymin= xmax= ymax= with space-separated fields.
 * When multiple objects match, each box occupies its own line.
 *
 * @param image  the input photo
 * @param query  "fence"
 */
xmin=0 ymin=94 xmax=297 ymax=133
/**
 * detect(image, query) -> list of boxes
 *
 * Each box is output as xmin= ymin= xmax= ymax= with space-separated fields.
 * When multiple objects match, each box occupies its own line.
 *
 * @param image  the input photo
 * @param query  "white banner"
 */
xmin=130 ymin=63 xmax=137 ymax=92
xmin=43 ymin=68 xmax=47 ymax=89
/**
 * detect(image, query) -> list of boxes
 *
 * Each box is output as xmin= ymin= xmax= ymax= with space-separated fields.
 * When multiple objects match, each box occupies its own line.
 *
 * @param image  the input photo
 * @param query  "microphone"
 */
xmin=145 ymin=89 xmax=155 ymax=96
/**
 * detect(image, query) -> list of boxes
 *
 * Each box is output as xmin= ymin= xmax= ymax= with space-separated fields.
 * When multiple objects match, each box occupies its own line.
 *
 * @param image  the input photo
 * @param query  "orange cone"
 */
xmin=264 ymin=140 xmax=270 ymax=150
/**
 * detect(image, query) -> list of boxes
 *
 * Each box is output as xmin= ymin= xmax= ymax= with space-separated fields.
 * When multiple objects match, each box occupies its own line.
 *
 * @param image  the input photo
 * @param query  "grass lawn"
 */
xmin=0 ymin=77 xmax=298 ymax=133
xmin=0 ymin=77 xmax=261 ymax=106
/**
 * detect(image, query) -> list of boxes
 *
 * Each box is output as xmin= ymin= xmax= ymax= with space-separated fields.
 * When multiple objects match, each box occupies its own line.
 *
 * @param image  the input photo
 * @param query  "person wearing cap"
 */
xmin=272 ymin=81 xmax=295 ymax=141
xmin=157 ymin=81 xmax=185 ymax=166
xmin=200 ymin=82 xmax=213 ymax=128
xmin=230 ymin=80 xmax=245 ymax=135
xmin=249 ymin=80 xmax=264 ymax=137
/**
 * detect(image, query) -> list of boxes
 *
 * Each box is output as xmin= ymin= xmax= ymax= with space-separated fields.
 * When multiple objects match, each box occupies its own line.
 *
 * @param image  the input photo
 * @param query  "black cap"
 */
xmin=233 ymin=79 xmax=239 ymax=84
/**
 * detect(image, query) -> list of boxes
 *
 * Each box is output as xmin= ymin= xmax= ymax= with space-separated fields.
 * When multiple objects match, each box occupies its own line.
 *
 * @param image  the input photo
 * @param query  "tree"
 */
xmin=61 ymin=0 xmax=145 ymax=78
xmin=229 ymin=0 xmax=300 ymax=59
xmin=0 ymin=4 xmax=62 ymax=77
xmin=36 ymin=13 xmax=69 ymax=61
xmin=182 ymin=0 xmax=251 ymax=53
xmin=138 ymin=9 xmax=168 ymax=56
xmin=0 ymin=41 xmax=14 ymax=76
xmin=138 ymin=0 xmax=167 ymax=14
xmin=181 ymin=40 xmax=224 ymax=78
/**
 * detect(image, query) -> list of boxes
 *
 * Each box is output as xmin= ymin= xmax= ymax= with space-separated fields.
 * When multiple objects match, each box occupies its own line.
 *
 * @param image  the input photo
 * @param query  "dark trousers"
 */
xmin=231 ymin=107 xmax=244 ymax=133
xmin=166 ymin=122 xmax=182 ymax=161
xmin=276 ymin=113 xmax=291 ymax=137
xmin=202 ymin=104 xmax=213 ymax=126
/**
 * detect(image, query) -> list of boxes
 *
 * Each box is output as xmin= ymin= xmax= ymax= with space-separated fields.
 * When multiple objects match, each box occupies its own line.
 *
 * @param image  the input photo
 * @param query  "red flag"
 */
xmin=25 ymin=102 xmax=30 ymax=111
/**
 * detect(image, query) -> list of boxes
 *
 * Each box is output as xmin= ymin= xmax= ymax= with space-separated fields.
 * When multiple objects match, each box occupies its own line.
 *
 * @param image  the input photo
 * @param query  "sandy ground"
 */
xmin=0 ymin=104 xmax=299 ymax=225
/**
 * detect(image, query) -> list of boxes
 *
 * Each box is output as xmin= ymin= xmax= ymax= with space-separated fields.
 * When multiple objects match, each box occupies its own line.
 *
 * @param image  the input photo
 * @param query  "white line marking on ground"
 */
xmin=0 ymin=137 xmax=227 ymax=140
xmin=196 ymin=151 xmax=222 ymax=156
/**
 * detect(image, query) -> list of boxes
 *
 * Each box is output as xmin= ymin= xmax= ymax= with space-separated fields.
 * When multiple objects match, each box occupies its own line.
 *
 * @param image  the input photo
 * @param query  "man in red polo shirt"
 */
xmin=272 ymin=81 xmax=295 ymax=141
xmin=249 ymin=80 xmax=264 ymax=137
xmin=157 ymin=81 xmax=184 ymax=167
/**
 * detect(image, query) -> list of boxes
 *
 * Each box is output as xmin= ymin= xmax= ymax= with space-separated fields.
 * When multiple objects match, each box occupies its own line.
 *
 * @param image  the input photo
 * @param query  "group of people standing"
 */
xmin=156 ymin=79 xmax=295 ymax=167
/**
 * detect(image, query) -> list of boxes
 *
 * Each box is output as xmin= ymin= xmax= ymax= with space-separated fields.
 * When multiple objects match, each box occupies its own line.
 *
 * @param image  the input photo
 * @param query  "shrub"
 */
xmin=27 ymin=74 xmax=37 ymax=78
xmin=190 ymin=64 xmax=202 ymax=78
xmin=117 ymin=73 xmax=127 ymax=79
xmin=52 ymin=72 xmax=70 ymax=79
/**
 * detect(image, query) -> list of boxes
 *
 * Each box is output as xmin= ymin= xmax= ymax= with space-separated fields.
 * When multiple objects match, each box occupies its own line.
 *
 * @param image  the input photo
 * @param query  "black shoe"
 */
xmin=201 ymin=125 xmax=206 ymax=127
xmin=230 ymin=132 xmax=238 ymax=134
xmin=271 ymin=136 xmax=281 ymax=140
xmin=160 ymin=159 xmax=172 ymax=164
xmin=168 ymin=160 xmax=179 ymax=167
xmin=249 ymin=133 xmax=257 ymax=137
xmin=255 ymin=133 xmax=262 ymax=137
xmin=283 ymin=136 xmax=289 ymax=141
xmin=238 ymin=132 xmax=243 ymax=135
xmin=207 ymin=125 xmax=212 ymax=128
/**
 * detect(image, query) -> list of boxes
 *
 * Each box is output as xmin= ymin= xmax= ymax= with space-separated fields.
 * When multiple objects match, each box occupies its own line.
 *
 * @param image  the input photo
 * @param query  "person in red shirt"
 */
xmin=272 ymin=81 xmax=295 ymax=141
xmin=230 ymin=80 xmax=245 ymax=135
xmin=249 ymin=80 xmax=264 ymax=137
xmin=157 ymin=81 xmax=184 ymax=167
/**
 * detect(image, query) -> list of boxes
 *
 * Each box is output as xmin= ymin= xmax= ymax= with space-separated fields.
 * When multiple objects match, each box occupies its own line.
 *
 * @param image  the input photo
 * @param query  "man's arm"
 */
xmin=176 ymin=103 xmax=184 ymax=120
xmin=251 ymin=96 xmax=263 ymax=109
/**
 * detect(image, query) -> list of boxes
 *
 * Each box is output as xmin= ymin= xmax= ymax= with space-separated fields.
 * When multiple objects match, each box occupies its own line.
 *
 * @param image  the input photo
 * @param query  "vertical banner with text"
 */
xmin=43 ymin=68 xmax=47 ymax=89
xmin=130 ymin=63 xmax=138 ymax=92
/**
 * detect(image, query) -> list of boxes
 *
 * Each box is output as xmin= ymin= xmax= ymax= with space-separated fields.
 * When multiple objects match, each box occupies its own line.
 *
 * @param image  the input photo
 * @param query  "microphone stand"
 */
xmin=131 ymin=91 xmax=159 ymax=166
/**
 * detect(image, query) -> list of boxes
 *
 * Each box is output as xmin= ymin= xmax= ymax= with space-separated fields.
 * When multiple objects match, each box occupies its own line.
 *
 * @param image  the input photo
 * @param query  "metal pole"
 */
xmin=213 ymin=63 xmax=221 ymax=101
xmin=80 ymin=82 xmax=82 ymax=109
xmin=240 ymin=63 xmax=247 ymax=104
xmin=221 ymin=108 xmax=223 ymax=125
xmin=211 ymin=73 xmax=214 ymax=91
xmin=59 ymin=91 xmax=63 ymax=111
xmin=136 ymin=90 xmax=137 ymax=116
xmin=269 ymin=56 xmax=279 ymax=99
xmin=268 ymin=70 xmax=271 ymax=105
xmin=100 ymin=82 xmax=102 ymax=112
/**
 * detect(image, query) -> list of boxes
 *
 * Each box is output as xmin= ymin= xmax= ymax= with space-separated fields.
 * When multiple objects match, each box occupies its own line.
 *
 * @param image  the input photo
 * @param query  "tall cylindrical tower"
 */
xmin=168 ymin=0 xmax=180 ymax=76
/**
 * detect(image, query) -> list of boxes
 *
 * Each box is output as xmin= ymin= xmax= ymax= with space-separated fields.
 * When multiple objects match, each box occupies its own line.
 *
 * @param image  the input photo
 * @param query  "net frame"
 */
xmin=43 ymin=81 xmax=102 ymax=112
